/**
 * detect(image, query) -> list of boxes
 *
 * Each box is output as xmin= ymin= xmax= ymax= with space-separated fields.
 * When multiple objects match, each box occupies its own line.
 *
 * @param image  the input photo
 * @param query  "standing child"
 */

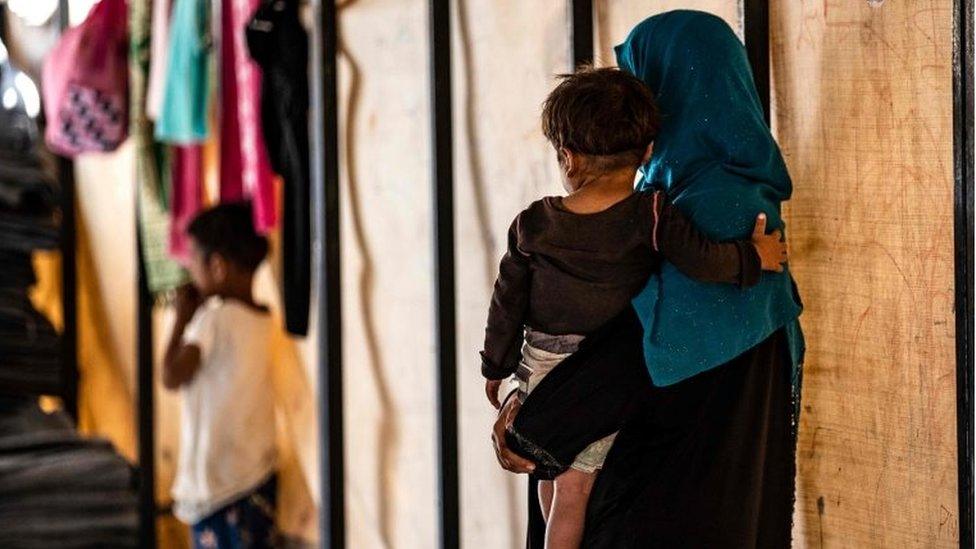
xmin=163 ymin=202 xmax=277 ymax=549
xmin=481 ymin=68 xmax=788 ymax=549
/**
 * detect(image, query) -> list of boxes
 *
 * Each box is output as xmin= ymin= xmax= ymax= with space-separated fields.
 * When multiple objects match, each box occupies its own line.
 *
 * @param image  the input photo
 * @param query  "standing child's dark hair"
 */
xmin=187 ymin=202 xmax=269 ymax=272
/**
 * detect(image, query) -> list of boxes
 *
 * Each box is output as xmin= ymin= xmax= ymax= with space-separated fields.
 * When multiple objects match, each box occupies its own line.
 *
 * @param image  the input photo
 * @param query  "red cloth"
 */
xmin=219 ymin=0 xmax=277 ymax=232
xmin=168 ymin=145 xmax=204 ymax=264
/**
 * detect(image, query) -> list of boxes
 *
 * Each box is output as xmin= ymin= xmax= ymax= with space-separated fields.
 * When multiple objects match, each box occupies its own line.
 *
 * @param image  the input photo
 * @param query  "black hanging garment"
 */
xmin=0 ymin=31 xmax=137 ymax=549
xmin=0 ymin=290 xmax=62 ymax=395
xmin=246 ymin=0 xmax=311 ymax=336
xmin=0 ymin=59 xmax=60 ymax=254
xmin=0 ymin=55 xmax=63 ymax=396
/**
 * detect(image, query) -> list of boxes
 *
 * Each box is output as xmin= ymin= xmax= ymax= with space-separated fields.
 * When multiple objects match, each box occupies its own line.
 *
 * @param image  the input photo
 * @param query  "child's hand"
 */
xmin=485 ymin=379 xmax=503 ymax=409
xmin=751 ymin=213 xmax=788 ymax=272
xmin=174 ymin=284 xmax=203 ymax=324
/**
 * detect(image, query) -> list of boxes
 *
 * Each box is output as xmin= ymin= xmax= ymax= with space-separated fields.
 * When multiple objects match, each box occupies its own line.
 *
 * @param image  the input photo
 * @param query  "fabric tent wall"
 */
xmin=332 ymin=2 xmax=436 ymax=547
xmin=772 ymin=1 xmax=959 ymax=546
xmin=451 ymin=2 xmax=566 ymax=547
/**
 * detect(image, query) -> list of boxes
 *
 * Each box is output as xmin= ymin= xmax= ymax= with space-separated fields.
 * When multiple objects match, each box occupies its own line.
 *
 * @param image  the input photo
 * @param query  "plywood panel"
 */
xmin=771 ymin=1 xmax=959 ymax=546
xmin=595 ymin=1 xmax=741 ymax=67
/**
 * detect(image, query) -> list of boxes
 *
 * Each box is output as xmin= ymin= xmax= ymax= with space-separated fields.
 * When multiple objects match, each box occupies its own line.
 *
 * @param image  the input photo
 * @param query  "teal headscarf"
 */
xmin=616 ymin=10 xmax=804 ymax=387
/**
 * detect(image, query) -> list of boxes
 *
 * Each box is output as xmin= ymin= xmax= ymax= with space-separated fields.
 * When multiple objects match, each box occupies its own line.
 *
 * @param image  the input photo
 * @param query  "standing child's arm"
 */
xmin=650 ymin=191 xmax=788 ymax=287
xmin=162 ymin=284 xmax=204 ymax=389
xmin=481 ymin=216 xmax=531 ymax=408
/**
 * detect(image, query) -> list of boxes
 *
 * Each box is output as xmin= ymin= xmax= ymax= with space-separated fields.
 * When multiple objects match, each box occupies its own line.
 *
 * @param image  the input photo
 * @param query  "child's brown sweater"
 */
xmin=481 ymin=190 xmax=761 ymax=380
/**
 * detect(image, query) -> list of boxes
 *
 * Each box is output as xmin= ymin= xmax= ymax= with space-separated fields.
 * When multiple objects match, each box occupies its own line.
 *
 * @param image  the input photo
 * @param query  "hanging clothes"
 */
xmin=0 ymin=290 xmax=62 ymax=395
xmin=0 ymin=251 xmax=35 ymax=289
xmin=145 ymin=0 xmax=173 ymax=121
xmin=0 ymin=64 xmax=61 ymax=394
xmin=246 ymin=0 xmax=310 ymax=335
xmin=144 ymin=0 xmax=209 ymax=266
xmin=133 ymin=0 xmax=188 ymax=293
xmin=0 ymin=151 xmax=59 ymax=253
xmin=0 ymin=55 xmax=59 ymax=288
xmin=219 ymin=0 xmax=277 ymax=231
xmin=0 ymin=57 xmax=40 ymax=157
xmin=155 ymin=0 xmax=212 ymax=143
xmin=168 ymin=144 xmax=204 ymax=263
xmin=40 ymin=0 xmax=129 ymax=157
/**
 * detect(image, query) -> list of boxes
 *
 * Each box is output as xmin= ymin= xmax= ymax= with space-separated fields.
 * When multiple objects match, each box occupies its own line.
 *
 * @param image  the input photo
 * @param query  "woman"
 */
xmin=492 ymin=11 xmax=805 ymax=548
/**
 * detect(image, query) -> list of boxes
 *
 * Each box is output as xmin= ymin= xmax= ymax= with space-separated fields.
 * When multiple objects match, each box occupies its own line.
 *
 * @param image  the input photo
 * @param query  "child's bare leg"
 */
xmin=538 ymin=479 xmax=554 ymax=522
xmin=545 ymin=468 xmax=596 ymax=549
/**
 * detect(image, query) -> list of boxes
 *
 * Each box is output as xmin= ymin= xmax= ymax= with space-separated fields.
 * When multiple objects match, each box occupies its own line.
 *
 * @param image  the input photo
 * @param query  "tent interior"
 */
xmin=0 ymin=0 xmax=971 ymax=547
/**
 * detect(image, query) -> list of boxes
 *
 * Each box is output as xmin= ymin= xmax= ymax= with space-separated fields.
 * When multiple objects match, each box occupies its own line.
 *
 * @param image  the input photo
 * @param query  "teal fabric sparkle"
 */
xmin=616 ymin=10 xmax=804 ymax=387
xmin=155 ymin=0 xmax=210 ymax=143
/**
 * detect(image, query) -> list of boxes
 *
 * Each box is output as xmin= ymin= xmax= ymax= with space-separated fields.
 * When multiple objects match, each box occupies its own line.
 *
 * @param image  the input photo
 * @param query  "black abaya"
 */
xmin=511 ymin=311 xmax=798 ymax=548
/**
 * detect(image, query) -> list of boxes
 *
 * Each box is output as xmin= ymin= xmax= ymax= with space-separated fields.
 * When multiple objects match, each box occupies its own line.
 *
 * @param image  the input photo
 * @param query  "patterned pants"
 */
xmin=191 ymin=475 xmax=277 ymax=549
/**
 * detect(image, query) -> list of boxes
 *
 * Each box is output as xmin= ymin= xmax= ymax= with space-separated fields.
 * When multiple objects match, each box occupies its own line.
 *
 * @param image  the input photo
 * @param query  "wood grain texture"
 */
xmin=771 ymin=1 xmax=959 ymax=546
xmin=595 ymin=1 xmax=741 ymax=67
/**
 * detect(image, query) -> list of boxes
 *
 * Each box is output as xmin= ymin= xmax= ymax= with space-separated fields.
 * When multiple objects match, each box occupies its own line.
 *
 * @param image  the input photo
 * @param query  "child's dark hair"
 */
xmin=542 ymin=66 xmax=660 ymax=171
xmin=187 ymin=202 xmax=269 ymax=272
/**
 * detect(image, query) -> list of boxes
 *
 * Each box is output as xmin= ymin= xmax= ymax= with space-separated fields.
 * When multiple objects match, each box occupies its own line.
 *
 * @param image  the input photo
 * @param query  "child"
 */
xmin=163 ymin=202 xmax=277 ymax=549
xmin=481 ymin=68 xmax=787 ymax=549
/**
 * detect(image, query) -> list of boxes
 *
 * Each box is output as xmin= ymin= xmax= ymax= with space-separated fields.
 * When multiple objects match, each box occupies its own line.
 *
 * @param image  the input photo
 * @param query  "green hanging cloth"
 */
xmin=616 ymin=10 xmax=804 ymax=387
xmin=131 ymin=0 xmax=187 ymax=294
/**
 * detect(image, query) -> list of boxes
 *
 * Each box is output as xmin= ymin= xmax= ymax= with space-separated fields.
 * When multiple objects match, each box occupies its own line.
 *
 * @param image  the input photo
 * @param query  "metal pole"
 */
xmin=953 ymin=0 xmax=974 ymax=546
xmin=428 ymin=1 xmax=459 ymax=547
xmin=56 ymin=0 xmax=78 ymax=424
xmin=570 ymin=0 xmax=593 ymax=68
xmin=311 ymin=0 xmax=344 ymax=546
xmin=136 ymin=232 xmax=156 ymax=549
xmin=742 ymin=0 xmax=770 ymax=126
xmin=58 ymin=163 xmax=77 ymax=419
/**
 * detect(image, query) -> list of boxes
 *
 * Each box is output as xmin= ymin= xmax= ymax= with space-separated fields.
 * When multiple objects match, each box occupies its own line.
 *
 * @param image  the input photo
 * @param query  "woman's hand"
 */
xmin=491 ymin=397 xmax=536 ymax=474
xmin=751 ymin=213 xmax=788 ymax=272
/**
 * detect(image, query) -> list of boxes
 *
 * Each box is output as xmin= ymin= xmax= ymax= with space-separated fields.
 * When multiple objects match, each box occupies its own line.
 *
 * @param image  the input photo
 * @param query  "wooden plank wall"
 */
xmin=595 ymin=1 xmax=740 ymax=65
xmin=772 ymin=1 xmax=959 ymax=546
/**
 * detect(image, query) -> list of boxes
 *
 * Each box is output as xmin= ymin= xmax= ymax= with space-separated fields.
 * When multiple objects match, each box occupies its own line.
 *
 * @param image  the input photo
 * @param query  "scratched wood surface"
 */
xmin=595 ymin=0 xmax=741 ymax=66
xmin=771 ymin=1 xmax=959 ymax=546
